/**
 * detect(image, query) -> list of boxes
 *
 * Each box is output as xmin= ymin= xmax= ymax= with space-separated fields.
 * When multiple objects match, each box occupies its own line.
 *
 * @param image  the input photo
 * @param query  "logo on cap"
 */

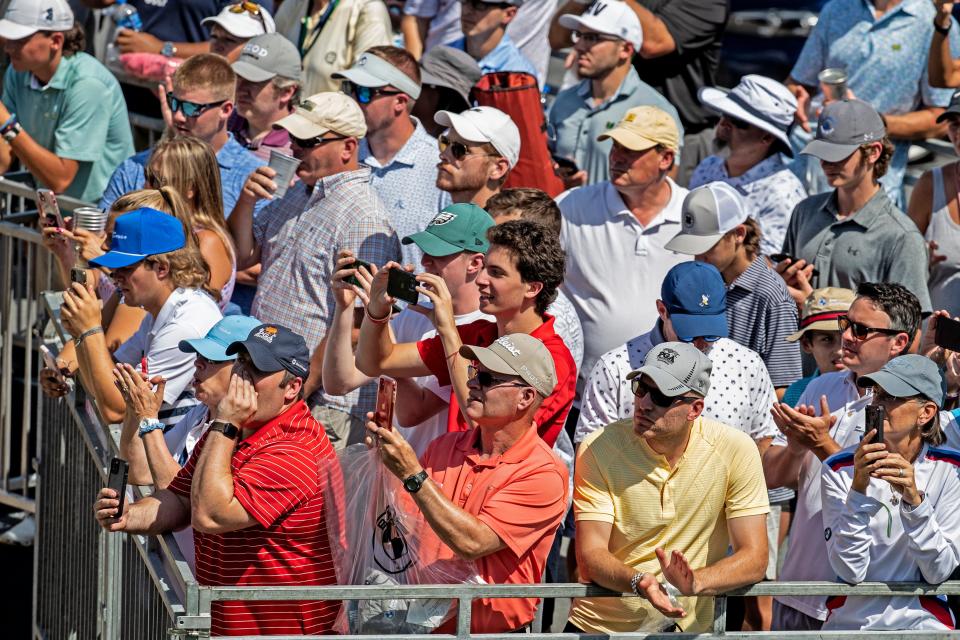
xmin=700 ymin=294 xmax=710 ymax=308
xmin=43 ymin=7 xmax=53 ymax=22
xmin=584 ymin=0 xmax=608 ymax=16
xmin=430 ymin=212 xmax=456 ymax=226
xmin=300 ymin=100 xmax=316 ymax=112
xmin=683 ymin=212 xmax=694 ymax=228
xmin=821 ymin=117 xmax=835 ymax=135
xmin=243 ymin=43 xmax=268 ymax=58
xmin=358 ymin=54 xmax=368 ymax=66
xmin=495 ymin=336 xmax=520 ymax=357
xmin=254 ymin=326 xmax=278 ymax=343
xmin=290 ymin=357 xmax=306 ymax=372
xmin=625 ymin=113 xmax=636 ymax=123
xmin=657 ymin=348 xmax=678 ymax=365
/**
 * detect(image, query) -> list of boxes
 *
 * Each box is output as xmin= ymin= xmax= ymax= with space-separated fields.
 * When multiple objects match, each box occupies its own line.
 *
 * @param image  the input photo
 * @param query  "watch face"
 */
xmin=403 ymin=477 xmax=420 ymax=492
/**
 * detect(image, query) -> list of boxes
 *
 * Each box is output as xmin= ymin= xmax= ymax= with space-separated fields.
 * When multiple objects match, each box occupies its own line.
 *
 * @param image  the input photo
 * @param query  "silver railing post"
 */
xmin=712 ymin=593 xmax=727 ymax=635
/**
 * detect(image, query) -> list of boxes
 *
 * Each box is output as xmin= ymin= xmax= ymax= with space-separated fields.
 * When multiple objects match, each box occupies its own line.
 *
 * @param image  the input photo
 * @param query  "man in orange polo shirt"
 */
xmin=356 ymin=219 xmax=575 ymax=447
xmin=367 ymin=333 xmax=569 ymax=633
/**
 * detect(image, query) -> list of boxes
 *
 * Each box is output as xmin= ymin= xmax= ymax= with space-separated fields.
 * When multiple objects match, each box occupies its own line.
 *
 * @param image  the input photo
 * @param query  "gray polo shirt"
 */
xmin=782 ymin=189 xmax=931 ymax=312
xmin=547 ymin=66 xmax=683 ymax=186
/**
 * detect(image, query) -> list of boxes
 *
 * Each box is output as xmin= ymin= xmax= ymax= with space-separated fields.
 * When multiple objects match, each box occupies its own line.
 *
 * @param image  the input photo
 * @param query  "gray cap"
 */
xmin=460 ymin=333 xmax=557 ymax=397
xmin=420 ymin=45 xmax=482 ymax=105
xmin=801 ymin=99 xmax=885 ymax=163
xmin=665 ymin=182 xmax=749 ymax=255
xmin=626 ymin=342 xmax=712 ymax=398
xmin=857 ymin=354 xmax=945 ymax=408
xmin=231 ymin=33 xmax=302 ymax=83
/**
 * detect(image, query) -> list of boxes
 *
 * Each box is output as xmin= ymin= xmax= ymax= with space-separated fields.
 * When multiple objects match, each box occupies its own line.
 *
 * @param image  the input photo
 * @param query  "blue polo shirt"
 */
xmin=99 ymin=133 xmax=266 ymax=216
xmin=548 ymin=66 xmax=684 ymax=186
xmin=449 ymin=32 xmax=537 ymax=78
xmin=2 ymin=52 xmax=134 ymax=203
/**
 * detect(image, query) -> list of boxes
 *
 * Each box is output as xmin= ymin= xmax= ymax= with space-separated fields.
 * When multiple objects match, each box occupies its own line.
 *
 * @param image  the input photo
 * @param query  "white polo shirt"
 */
xmin=558 ymin=179 xmax=689 ymax=388
xmin=114 ymin=287 xmax=222 ymax=427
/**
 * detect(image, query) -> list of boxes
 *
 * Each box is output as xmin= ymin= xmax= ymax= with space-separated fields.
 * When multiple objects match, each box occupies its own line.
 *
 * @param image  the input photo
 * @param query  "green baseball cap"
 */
xmin=401 ymin=203 xmax=495 ymax=257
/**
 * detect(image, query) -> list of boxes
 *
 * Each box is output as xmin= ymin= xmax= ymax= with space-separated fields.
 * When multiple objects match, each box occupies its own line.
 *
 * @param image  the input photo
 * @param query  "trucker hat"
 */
xmin=666 ymin=182 xmax=749 ymax=255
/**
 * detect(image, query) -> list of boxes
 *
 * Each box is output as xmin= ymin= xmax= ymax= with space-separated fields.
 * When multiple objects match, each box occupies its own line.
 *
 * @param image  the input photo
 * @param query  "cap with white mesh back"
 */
xmin=665 ymin=182 xmax=749 ymax=256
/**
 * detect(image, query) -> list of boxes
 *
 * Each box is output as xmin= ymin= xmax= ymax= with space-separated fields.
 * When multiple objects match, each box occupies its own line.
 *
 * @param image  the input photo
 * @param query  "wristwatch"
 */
xmin=137 ymin=417 xmax=163 ymax=438
xmin=402 ymin=470 xmax=429 ymax=493
xmin=209 ymin=420 xmax=240 ymax=439
xmin=161 ymin=41 xmax=177 ymax=57
xmin=1 ymin=120 xmax=21 ymax=143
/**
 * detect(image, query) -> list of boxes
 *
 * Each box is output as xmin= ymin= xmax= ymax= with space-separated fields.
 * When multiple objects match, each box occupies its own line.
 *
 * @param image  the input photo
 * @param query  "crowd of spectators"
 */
xmin=2 ymin=0 xmax=958 ymax=634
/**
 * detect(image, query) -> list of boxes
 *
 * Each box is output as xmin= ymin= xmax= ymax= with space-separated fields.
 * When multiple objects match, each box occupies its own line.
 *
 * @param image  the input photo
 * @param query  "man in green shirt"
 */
xmin=0 ymin=0 xmax=134 ymax=202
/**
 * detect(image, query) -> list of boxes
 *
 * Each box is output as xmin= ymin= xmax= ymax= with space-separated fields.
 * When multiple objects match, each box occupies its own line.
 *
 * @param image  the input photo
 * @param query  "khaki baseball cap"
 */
xmin=786 ymin=287 xmax=855 ymax=342
xmin=460 ymin=333 xmax=557 ymax=398
xmin=274 ymin=92 xmax=366 ymax=140
xmin=598 ymin=105 xmax=680 ymax=152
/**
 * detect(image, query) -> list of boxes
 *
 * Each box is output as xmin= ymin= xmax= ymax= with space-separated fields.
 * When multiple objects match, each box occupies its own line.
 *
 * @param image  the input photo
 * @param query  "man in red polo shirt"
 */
xmin=368 ymin=333 xmax=569 ymax=633
xmin=94 ymin=323 xmax=342 ymax=636
xmin=356 ymin=219 xmax=575 ymax=447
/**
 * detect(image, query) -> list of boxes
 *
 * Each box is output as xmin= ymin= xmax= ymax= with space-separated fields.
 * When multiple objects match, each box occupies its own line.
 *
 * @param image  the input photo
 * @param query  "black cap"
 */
xmin=937 ymin=89 xmax=960 ymax=123
xmin=225 ymin=323 xmax=310 ymax=379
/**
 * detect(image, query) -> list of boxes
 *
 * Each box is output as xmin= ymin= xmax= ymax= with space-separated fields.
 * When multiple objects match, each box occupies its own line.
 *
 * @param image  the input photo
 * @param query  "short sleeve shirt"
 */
xmin=168 ymin=400 xmax=342 ymax=635
xmin=421 ymin=425 xmax=568 ymax=633
xmin=570 ymin=417 xmax=768 ymax=633
xmin=781 ymin=189 xmax=932 ymax=312
xmin=416 ymin=316 xmax=576 ymax=447
xmin=2 ymin=53 xmax=134 ymax=202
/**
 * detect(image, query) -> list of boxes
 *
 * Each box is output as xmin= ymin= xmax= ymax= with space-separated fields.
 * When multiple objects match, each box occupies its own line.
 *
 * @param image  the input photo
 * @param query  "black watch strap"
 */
xmin=935 ymin=18 xmax=952 ymax=35
xmin=209 ymin=420 xmax=240 ymax=439
xmin=403 ymin=470 xmax=429 ymax=493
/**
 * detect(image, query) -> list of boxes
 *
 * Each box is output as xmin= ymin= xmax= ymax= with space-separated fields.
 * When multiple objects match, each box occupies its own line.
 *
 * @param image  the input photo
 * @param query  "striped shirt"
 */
xmin=725 ymin=256 xmax=802 ymax=388
xmin=251 ymin=167 xmax=402 ymax=417
xmin=168 ymin=400 xmax=342 ymax=636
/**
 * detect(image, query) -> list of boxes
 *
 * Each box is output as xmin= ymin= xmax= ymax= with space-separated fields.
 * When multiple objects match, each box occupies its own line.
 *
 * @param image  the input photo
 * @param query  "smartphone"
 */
xmin=374 ymin=376 xmax=397 ymax=431
xmin=768 ymin=253 xmax=819 ymax=278
xmin=106 ymin=457 xmax=129 ymax=518
xmin=865 ymin=404 xmax=885 ymax=444
xmin=552 ymin=154 xmax=579 ymax=177
xmin=935 ymin=316 xmax=960 ymax=353
xmin=39 ymin=344 xmax=59 ymax=372
xmin=70 ymin=267 xmax=87 ymax=286
xmin=341 ymin=258 xmax=372 ymax=289
xmin=387 ymin=267 xmax=419 ymax=305
xmin=36 ymin=189 xmax=64 ymax=229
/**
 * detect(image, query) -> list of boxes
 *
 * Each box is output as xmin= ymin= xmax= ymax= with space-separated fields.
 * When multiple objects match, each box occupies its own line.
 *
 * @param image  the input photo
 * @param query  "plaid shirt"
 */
xmin=251 ymin=167 xmax=401 ymax=413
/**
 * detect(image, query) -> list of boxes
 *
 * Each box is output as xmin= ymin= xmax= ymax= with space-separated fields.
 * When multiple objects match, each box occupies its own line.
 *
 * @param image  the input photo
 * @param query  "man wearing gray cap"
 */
xmin=228 ymin=92 xmax=401 ymax=443
xmin=691 ymin=75 xmax=807 ymax=255
xmin=334 ymin=47 xmax=451 ymax=268
xmin=229 ymin=33 xmax=303 ymax=161
xmin=366 ymin=333 xmax=568 ymax=633
xmin=413 ymin=45 xmax=483 ymax=139
xmin=778 ymin=99 xmax=931 ymax=313
xmin=571 ymin=341 xmax=768 ymax=634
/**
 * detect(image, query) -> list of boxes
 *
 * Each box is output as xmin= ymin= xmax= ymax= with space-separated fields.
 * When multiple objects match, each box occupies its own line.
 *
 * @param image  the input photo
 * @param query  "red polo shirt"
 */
xmin=422 ymin=425 xmax=569 ymax=633
xmin=169 ymin=400 xmax=343 ymax=636
xmin=415 ymin=315 xmax=576 ymax=447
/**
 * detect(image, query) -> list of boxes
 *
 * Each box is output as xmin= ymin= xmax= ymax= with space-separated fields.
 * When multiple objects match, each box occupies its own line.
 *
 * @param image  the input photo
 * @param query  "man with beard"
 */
xmin=547 ymin=0 xmax=681 ymax=188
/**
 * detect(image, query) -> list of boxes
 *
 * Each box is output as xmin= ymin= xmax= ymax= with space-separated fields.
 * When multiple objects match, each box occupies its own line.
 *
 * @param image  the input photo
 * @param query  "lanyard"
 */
xmin=298 ymin=0 xmax=340 ymax=58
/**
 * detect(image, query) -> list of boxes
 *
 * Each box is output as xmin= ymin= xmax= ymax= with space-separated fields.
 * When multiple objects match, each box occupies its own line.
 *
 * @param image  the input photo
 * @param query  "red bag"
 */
xmin=471 ymin=72 xmax=565 ymax=198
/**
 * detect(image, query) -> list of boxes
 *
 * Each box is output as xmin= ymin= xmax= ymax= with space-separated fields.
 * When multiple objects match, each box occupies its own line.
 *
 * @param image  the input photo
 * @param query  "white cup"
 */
xmin=268 ymin=151 xmax=301 ymax=199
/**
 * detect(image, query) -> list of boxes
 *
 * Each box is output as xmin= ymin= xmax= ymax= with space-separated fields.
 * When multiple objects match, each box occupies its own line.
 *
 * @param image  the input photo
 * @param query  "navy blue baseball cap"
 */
xmin=89 ymin=208 xmax=186 ymax=269
xmin=225 ymin=323 xmax=310 ymax=379
xmin=179 ymin=315 xmax=262 ymax=362
xmin=661 ymin=262 xmax=729 ymax=342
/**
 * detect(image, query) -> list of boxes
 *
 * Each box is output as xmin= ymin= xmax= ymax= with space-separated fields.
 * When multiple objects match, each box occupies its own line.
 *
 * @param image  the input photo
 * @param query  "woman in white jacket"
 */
xmin=821 ymin=354 xmax=960 ymax=631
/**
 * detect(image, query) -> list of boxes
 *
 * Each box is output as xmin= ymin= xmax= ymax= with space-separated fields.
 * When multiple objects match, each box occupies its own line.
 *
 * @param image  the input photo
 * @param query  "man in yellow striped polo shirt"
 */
xmin=568 ymin=341 xmax=769 ymax=633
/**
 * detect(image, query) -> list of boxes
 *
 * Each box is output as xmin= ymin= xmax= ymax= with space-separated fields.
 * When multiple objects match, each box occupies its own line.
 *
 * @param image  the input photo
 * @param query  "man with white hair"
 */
xmin=548 ymin=0 xmax=682 ymax=188
xmin=690 ymin=75 xmax=807 ymax=254
xmin=434 ymin=105 xmax=521 ymax=208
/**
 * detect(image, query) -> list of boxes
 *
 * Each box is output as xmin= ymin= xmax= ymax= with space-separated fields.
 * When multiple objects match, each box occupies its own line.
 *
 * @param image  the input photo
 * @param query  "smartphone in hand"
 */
xmin=106 ymin=457 xmax=129 ymax=518
xmin=865 ymin=404 xmax=885 ymax=445
xmin=340 ymin=258 xmax=372 ymax=289
xmin=387 ymin=268 xmax=419 ymax=305
xmin=37 ymin=189 xmax=64 ymax=229
xmin=374 ymin=376 xmax=397 ymax=431
xmin=935 ymin=316 xmax=960 ymax=353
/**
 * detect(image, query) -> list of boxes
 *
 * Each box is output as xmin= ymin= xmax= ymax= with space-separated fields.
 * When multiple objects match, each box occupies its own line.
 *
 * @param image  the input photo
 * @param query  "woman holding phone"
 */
xmin=820 ymin=355 xmax=960 ymax=631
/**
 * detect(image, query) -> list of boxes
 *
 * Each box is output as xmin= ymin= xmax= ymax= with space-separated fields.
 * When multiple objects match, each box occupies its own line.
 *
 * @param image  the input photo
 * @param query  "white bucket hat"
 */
xmin=698 ymin=74 xmax=797 ymax=156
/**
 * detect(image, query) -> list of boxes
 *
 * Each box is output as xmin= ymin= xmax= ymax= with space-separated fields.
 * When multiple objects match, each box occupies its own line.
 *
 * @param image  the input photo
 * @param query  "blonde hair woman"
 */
xmin=145 ymin=136 xmax=237 ymax=310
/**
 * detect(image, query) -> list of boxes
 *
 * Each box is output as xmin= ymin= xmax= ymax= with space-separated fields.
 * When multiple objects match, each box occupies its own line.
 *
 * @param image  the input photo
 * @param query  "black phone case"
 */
xmin=387 ymin=268 xmax=419 ymax=305
xmin=935 ymin=317 xmax=960 ymax=353
xmin=106 ymin=457 xmax=129 ymax=518
xmin=865 ymin=405 xmax=884 ymax=444
xmin=70 ymin=267 xmax=87 ymax=285
xmin=343 ymin=259 xmax=371 ymax=288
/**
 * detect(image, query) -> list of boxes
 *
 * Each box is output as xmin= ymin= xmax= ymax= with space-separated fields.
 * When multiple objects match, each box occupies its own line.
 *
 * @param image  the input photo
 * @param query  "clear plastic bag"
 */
xmin=331 ymin=443 xmax=481 ymax=634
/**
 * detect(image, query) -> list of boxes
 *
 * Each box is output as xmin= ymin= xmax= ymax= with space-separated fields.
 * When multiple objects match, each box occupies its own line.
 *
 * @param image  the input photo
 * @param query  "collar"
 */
xmin=729 ymin=256 xmax=770 ymax=293
xmin=314 ymin=166 xmax=372 ymax=198
xmin=650 ymin=320 xmax=666 ymax=346
xmin=864 ymin=0 xmax=920 ymax=19
xmin=149 ymin=287 xmax=195 ymax=335
xmin=361 ymin=117 xmax=431 ymax=169
xmin=30 ymin=53 xmax=74 ymax=91
xmin=237 ymin=399 xmax=311 ymax=449
xmin=529 ymin=313 xmax=558 ymax=340
xmin=215 ymin=133 xmax=248 ymax=170
xmin=819 ymin=187 xmax=889 ymax=229
xmin=456 ymin=422 xmax=543 ymax=469
xmin=604 ymin=179 xmax=683 ymax=227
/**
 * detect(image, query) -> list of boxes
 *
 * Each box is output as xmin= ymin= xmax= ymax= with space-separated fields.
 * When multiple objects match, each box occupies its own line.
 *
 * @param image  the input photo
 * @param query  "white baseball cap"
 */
xmin=202 ymin=2 xmax=275 ymax=39
xmin=698 ymin=75 xmax=797 ymax=156
xmin=0 ymin=0 xmax=72 ymax=40
xmin=434 ymin=106 xmax=521 ymax=168
xmin=665 ymin=182 xmax=749 ymax=255
xmin=558 ymin=0 xmax=642 ymax=50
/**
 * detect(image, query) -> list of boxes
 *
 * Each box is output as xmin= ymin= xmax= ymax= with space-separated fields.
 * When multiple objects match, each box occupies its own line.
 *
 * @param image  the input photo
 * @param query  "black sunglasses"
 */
xmin=438 ymin=134 xmax=499 ymax=162
xmin=468 ymin=364 xmax=527 ymax=390
xmin=165 ymin=92 xmax=227 ymax=118
xmin=631 ymin=378 xmax=690 ymax=408
xmin=341 ymin=80 xmax=404 ymax=105
xmin=460 ymin=0 xmax=511 ymax=10
xmin=838 ymin=316 xmax=904 ymax=340
xmin=290 ymin=133 xmax=348 ymax=149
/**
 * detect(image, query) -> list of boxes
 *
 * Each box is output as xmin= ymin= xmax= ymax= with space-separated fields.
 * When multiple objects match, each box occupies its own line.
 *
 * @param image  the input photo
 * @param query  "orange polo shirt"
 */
xmin=421 ymin=424 xmax=569 ymax=633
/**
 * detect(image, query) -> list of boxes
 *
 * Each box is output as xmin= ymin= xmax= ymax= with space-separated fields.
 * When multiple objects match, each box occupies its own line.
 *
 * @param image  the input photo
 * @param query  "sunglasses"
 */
xmin=838 ymin=316 xmax=904 ymax=340
xmin=341 ymin=80 xmax=403 ymax=105
xmin=870 ymin=388 xmax=924 ymax=408
xmin=290 ymin=133 xmax=348 ymax=149
xmin=229 ymin=1 xmax=268 ymax=28
xmin=467 ymin=364 xmax=527 ymax=390
xmin=197 ymin=354 xmax=231 ymax=366
xmin=571 ymin=30 xmax=622 ymax=45
xmin=460 ymin=0 xmax=511 ymax=10
xmin=631 ymin=378 xmax=691 ymax=408
xmin=725 ymin=115 xmax=752 ymax=130
xmin=165 ymin=92 xmax=227 ymax=118
xmin=438 ymin=134 xmax=499 ymax=162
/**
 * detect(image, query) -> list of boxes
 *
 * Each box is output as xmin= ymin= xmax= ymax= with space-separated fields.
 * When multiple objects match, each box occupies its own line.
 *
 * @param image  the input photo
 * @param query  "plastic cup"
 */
xmin=72 ymin=207 xmax=108 ymax=234
xmin=268 ymin=151 xmax=301 ymax=199
xmin=818 ymin=68 xmax=848 ymax=102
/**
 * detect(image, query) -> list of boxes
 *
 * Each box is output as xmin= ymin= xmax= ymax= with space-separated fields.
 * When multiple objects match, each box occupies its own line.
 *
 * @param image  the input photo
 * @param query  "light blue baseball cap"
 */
xmin=178 ymin=315 xmax=261 ymax=362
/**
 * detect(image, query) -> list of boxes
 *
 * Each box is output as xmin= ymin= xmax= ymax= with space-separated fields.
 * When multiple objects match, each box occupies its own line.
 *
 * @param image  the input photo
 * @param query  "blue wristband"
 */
xmin=138 ymin=417 xmax=163 ymax=438
xmin=0 ymin=113 xmax=17 ymax=134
